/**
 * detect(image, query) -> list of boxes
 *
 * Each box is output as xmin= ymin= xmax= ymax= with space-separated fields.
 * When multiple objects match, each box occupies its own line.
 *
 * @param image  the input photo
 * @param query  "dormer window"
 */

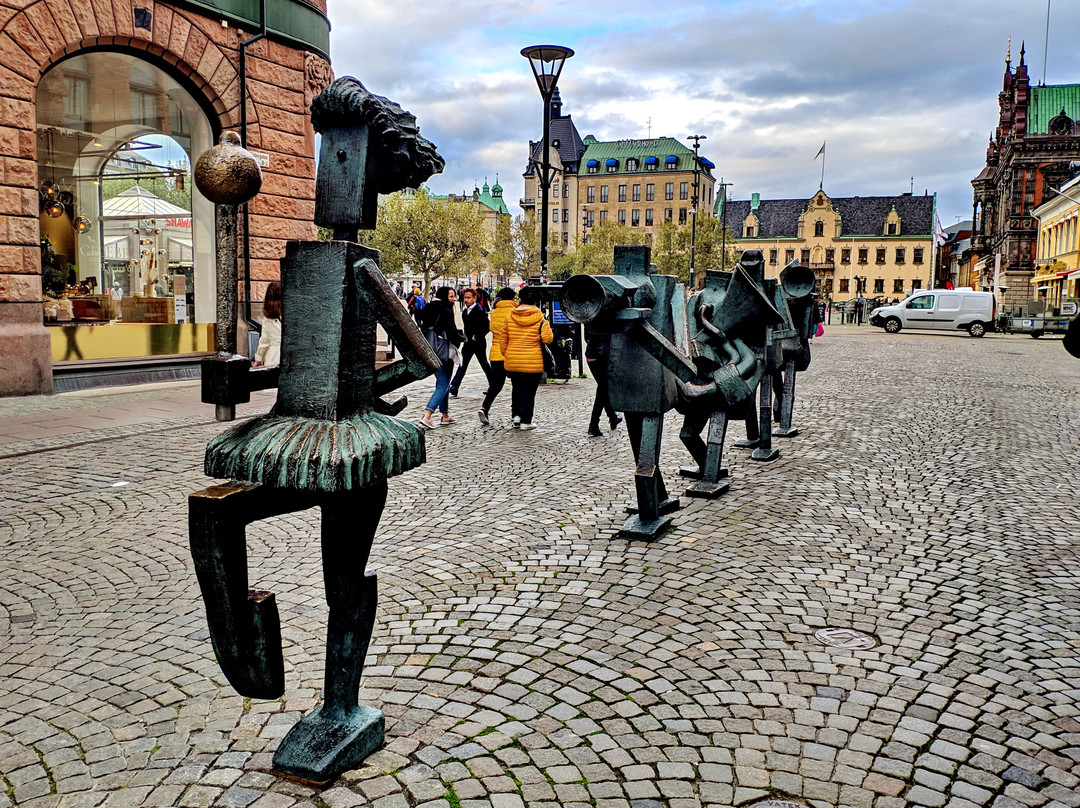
xmin=644 ymin=156 xmax=658 ymax=171
xmin=626 ymin=158 xmax=639 ymax=171
xmin=887 ymin=222 xmax=897 ymax=235
xmin=606 ymin=158 xmax=618 ymax=173
xmin=586 ymin=159 xmax=598 ymax=174
xmin=745 ymin=226 xmax=755 ymax=237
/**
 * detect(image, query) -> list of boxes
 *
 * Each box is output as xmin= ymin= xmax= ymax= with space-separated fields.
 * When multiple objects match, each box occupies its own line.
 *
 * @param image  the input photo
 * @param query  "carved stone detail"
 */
xmin=304 ymin=52 xmax=334 ymax=110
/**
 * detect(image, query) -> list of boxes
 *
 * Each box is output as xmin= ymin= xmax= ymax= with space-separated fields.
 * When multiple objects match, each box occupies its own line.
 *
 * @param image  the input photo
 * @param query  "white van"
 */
xmin=869 ymin=288 xmax=996 ymax=337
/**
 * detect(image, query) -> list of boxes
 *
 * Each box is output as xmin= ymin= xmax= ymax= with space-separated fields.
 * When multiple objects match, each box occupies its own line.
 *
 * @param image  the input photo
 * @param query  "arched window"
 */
xmin=814 ymin=220 xmax=824 ymax=237
xmin=37 ymin=51 xmax=215 ymax=360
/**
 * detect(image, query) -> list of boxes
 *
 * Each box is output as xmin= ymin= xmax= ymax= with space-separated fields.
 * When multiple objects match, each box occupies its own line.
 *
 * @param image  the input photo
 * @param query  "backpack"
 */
xmin=409 ymin=294 xmax=426 ymax=312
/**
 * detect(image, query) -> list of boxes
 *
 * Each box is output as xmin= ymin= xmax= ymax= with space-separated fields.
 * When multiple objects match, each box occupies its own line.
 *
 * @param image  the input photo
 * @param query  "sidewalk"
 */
xmin=1 ymin=329 xmax=1079 ymax=808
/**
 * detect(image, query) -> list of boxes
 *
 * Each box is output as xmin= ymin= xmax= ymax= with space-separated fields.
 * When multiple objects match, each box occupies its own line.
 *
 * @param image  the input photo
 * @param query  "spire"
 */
xmin=550 ymin=88 xmax=563 ymax=119
xmin=1018 ymin=40 xmax=1025 ymax=65
xmin=1006 ymin=36 xmax=1011 ymax=67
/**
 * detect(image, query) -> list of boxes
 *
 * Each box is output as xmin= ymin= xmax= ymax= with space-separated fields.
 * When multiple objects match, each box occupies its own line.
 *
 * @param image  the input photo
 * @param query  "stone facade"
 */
xmin=0 ymin=0 xmax=330 ymax=395
xmin=970 ymin=45 xmax=1080 ymax=309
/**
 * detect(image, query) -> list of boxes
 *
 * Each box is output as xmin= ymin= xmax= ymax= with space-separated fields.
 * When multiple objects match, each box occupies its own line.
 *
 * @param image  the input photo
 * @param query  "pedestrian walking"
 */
xmin=474 ymin=284 xmax=490 ymax=312
xmin=449 ymin=288 xmax=491 ymax=397
xmin=584 ymin=320 xmax=622 ymax=437
xmin=478 ymin=287 xmax=517 ymax=426
xmin=252 ymin=281 xmax=282 ymax=368
xmin=407 ymin=284 xmax=426 ymax=326
xmin=418 ymin=287 xmax=462 ymax=429
xmin=498 ymin=286 xmax=553 ymax=430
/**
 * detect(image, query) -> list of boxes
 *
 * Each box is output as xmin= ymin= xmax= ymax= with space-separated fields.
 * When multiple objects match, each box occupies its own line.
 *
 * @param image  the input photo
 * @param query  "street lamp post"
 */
xmin=687 ymin=134 xmax=706 ymax=290
xmin=580 ymin=203 xmax=590 ymax=269
xmin=717 ymin=178 xmax=732 ymax=273
xmin=521 ymin=45 xmax=574 ymax=281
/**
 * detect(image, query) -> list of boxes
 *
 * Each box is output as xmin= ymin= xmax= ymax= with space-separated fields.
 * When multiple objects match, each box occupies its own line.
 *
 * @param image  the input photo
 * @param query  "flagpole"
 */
xmin=820 ymin=142 xmax=826 ymax=190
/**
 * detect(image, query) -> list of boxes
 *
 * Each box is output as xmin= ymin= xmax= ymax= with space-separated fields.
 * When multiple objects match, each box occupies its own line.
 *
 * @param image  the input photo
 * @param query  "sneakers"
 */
xmin=520 ymin=422 xmax=536 ymax=430
xmin=609 ymin=414 xmax=624 ymax=430
xmin=418 ymin=414 xmax=436 ymax=429
xmin=449 ymin=389 xmax=459 ymax=398
xmin=512 ymin=415 xmax=521 ymax=429
xmin=478 ymin=409 xmax=490 ymax=426
xmin=587 ymin=426 xmax=603 ymax=437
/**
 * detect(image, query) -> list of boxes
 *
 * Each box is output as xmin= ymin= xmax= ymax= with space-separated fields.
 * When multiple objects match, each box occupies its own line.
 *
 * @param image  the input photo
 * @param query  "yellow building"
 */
xmin=521 ymin=91 xmax=715 ymax=249
xmin=721 ymin=189 xmax=936 ymax=301
xmin=1031 ymin=173 xmax=1080 ymax=307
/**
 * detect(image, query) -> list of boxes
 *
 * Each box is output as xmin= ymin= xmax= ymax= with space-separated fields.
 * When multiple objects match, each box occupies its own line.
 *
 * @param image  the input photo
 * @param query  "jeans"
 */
xmin=450 ymin=338 xmax=491 ymax=393
xmin=425 ymin=359 xmax=454 ymax=413
xmin=587 ymin=358 xmax=617 ymax=429
xmin=507 ymin=371 xmax=542 ymax=423
xmin=482 ymin=361 xmax=506 ymax=412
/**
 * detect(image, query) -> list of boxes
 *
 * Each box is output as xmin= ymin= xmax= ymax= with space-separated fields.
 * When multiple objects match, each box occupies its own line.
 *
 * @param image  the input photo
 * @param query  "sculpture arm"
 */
xmin=631 ymin=320 xmax=698 ymax=383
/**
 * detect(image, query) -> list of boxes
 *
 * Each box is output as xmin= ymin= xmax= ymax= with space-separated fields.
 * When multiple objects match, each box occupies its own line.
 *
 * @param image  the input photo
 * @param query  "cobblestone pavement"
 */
xmin=1 ymin=327 xmax=1079 ymax=808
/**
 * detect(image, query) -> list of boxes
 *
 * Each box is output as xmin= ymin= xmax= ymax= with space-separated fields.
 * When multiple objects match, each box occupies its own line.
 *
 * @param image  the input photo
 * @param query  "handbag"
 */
xmin=539 ymin=322 xmax=555 ymax=374
xmin=424 ymin=327 xmax=450 ymax=363
xmin=814 ymin=322 xmax=825 ymax=338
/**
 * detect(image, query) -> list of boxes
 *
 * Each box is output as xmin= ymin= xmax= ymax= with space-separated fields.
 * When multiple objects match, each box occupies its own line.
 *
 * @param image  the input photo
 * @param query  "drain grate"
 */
xmin=814 ymin=627 xmax=878 ymax=650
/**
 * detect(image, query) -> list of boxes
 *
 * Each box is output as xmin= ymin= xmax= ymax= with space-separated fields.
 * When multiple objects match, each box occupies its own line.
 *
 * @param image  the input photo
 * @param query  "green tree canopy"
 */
xmin=363 ymin=187 xmax=488 ymax=292
xmin=651 ymin=217 xmax=739 ymax=286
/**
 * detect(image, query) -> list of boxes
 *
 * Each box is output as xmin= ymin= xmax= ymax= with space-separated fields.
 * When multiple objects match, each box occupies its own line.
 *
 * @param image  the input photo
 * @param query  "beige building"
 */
xmin=1031 ymin=173 xmax=1080 ymax=307
xmin=721 ymin=189 xmax=937 ymax=301
xmin=521 ymin=91 xmax=715 ymax=250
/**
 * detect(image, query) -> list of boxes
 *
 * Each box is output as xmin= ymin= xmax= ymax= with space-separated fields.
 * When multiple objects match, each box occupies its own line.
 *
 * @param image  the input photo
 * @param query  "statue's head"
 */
xmin=737 ymin=249 xmax=766 ymax=284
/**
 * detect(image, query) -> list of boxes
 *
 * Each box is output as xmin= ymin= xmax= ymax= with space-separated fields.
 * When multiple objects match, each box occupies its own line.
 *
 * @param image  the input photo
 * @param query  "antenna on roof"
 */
xmin=1042 ymin=0 xmax=1051 ymax=85
xmin=646 ymin=117 xmax=652 ymax=138
xmin=910 ymin=176 xmax=914 ymax=194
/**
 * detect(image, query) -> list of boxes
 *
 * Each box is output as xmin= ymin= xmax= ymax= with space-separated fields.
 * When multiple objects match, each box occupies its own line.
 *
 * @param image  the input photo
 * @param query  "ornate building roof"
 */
xmin=721 ymin=193 xmax=934 ymax=239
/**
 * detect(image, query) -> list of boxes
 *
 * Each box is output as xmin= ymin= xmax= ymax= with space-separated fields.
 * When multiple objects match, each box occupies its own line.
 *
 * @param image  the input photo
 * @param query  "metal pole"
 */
xmin=718 ymin=178 xmax=732 ymax=273
xmin=238 ymin=0 xmax=267 ymax=351
xmin=539 ymin=99 xmax=551 ymax=279
xmin=687 ymin=135 xmax=705 ymax=288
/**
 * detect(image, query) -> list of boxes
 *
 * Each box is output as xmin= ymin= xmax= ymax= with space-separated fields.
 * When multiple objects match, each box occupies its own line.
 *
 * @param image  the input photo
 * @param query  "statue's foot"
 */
xmin=684 ymin=480 xmax=730 ymax=499
xmin=734 ymin=437 xmax=760 ymax=449
xmin=750 ymin=447 xmax=780 ymax=462
xmin=772 ymin=426 xmax=799 ymax=438
xmin=625 ymin=497 xmax=681 ymax=516
xmin=272 ymin=704 xmax=384 ymax=786
xmin=678 ymin=465 xmax=702 ymax=479
xmin=617 ymin=513 xmax=672 ymax=542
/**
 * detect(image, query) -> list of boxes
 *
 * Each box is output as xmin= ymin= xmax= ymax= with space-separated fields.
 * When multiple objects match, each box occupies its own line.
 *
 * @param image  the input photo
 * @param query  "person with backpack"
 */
xmin=407 ymin=284 xmax=426 ymax=326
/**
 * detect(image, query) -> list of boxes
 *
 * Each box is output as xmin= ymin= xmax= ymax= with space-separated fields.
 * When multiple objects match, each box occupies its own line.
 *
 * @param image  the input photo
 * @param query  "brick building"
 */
xmin=0 ymin=0 xmax=333 ymax=396
xmin=970 ymin=44 xmax=1080 ymax=308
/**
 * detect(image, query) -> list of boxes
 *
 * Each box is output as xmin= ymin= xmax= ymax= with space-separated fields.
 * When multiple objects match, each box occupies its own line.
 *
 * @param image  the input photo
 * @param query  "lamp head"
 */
xmin=520 ymin=45 xmax=574 ymax=99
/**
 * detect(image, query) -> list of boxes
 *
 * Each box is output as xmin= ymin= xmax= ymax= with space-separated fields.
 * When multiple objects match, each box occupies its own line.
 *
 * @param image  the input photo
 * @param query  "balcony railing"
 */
xmin=520 ymin=198 xmax=536 ymax=207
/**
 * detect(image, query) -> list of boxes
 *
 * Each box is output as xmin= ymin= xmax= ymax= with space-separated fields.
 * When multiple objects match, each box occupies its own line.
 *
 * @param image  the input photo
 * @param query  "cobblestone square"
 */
xmin=1 ymin=327 xmax=1078 ymax=808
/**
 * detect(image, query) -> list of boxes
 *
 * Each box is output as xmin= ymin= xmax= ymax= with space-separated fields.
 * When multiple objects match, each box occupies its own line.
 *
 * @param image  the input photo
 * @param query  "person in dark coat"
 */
xmin=418 ymin=287 xmax=463 ymax=429
xmin=449 ymin=288 xmax=491 ymax=397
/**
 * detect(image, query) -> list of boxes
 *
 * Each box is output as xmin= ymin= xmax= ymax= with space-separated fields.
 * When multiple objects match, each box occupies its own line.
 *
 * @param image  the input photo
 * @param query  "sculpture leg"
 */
xmin=752 ymin=371 xmax=780 ymax=461
xmin=686 ymin=410 xmax=730 ymax=498
xmin=735 ymin=384 xmax=761 ymax=448
xmin=272 ymin=481 xmax=388 ymax=785
xmin=189 ymin=482 xmax=310 ymax=700
xmin=772 ymin=359 xmax=799 ymax=437
xmin=678 ymin=410 xmax=709 ymax=479
xmin=620 ymin=414 xmax=678 ymax=541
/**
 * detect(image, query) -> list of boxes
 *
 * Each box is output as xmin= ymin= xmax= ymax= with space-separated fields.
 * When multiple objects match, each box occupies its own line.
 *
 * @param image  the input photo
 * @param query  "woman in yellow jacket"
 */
xmin=478 ymin=287 xmax=518 ymax=425
xmin=497 ymin=286 xmax=553 ymax=430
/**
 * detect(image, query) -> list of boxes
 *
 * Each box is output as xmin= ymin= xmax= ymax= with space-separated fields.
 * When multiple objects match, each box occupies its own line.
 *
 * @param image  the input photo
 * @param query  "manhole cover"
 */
xmin=749 ymin=801 xmax=807 ymax=808
xmin=814 ymin=627 xmax=878 ymax=650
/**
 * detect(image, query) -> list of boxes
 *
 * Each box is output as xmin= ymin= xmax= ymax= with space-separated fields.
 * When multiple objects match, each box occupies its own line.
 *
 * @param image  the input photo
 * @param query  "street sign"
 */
xmin=552 ymin=301 xmax=571 ymax=325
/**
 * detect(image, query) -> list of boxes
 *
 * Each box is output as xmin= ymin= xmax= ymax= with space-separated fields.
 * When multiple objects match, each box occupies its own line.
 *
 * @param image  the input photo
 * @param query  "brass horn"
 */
xmin=779 ymin=260 xmax=815 ymax=300
xmin=712 ymin=265 xmax=785 ymax=336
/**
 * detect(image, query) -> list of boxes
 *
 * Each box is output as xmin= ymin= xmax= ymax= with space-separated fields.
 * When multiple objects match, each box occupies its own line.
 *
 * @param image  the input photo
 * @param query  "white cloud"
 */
xmin=326 ymin=0 xmax=1080 ymax=222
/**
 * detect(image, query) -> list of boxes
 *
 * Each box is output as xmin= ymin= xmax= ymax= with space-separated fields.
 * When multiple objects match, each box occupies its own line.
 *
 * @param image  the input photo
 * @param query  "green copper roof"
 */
xmin=477 ymin=182 xmax=510 ymax=216
xmin=1030 ymin=85 xmax=1080 ymax=134
xmin=581 ymin=137 xmax=714 ymax=177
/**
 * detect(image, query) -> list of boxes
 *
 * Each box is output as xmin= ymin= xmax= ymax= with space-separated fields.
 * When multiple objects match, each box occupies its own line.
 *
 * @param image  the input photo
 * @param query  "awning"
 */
xmin=665 ymin=155 xmax=678 ymax=163
xmin=1067 ymin=269 xmax=1080 ymax=280
xmin=605 ymin=158 xmax=618 ymax=166
xmin=700 ymin=157 xmax=715 ymax=169
xmin=586 ymin=159 xmax=598 ymax=167
xmin=644 ymin=156 xmax=658 ymax=165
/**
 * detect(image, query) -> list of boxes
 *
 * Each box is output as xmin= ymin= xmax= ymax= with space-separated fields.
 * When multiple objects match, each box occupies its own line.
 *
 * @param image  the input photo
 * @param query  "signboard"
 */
xmin=1022 ymin=319 xmax=1036 ymax=328
xmin=552 ymin=301 xmax=571 ymax=325
xmin=249 ymin=151 xmax=270 ymax=168
xmin=1062 ymin=301 xmax=1078 ymax=316
xmin=173 ymin=275 xmax=187 ymax=324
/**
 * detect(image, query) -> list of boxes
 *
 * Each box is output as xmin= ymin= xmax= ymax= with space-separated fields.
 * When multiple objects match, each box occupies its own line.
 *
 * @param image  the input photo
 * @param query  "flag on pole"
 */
xmin=814 ymin=141 xmax=826 ymax=160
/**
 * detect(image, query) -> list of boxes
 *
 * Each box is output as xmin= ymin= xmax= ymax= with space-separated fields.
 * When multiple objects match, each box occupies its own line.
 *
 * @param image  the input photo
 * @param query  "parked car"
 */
xmin=869 ymin=289 xmax=996 ymax=337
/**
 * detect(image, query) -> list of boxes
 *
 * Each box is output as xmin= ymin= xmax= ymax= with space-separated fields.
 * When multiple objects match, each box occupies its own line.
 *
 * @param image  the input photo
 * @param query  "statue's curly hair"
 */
xmin=310 ymin=77 xmax=444 ymax=194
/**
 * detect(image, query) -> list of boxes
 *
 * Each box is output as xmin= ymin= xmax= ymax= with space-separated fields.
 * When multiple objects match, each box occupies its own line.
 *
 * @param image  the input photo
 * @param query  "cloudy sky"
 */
xmin=326 ymin=0 xmax=1080 ymax=227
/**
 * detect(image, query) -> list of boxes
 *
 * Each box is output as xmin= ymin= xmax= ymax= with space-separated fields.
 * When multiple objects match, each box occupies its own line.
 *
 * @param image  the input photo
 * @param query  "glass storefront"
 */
xmin=37 ymin=52 xmax=216 ymax=361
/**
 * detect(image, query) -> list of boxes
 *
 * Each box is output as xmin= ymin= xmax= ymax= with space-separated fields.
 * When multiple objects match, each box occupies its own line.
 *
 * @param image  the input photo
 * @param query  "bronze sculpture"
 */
xmin=188 ymin=77 xmax=443 ymax=784
xmin=675 ymin=262 xmax=784 ymax=496
xmin=769 ymin=261 xmax=817 ymax=437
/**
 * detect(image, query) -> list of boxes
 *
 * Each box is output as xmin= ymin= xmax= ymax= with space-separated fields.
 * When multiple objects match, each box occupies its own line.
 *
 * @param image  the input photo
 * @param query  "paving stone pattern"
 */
xmin=1 ymin=327 xmax=1079 ymax=808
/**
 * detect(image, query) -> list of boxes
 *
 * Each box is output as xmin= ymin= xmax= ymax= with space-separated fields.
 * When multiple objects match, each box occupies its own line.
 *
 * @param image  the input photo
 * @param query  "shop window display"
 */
xmin=36 ymin=52 xmax=215 ymax=360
